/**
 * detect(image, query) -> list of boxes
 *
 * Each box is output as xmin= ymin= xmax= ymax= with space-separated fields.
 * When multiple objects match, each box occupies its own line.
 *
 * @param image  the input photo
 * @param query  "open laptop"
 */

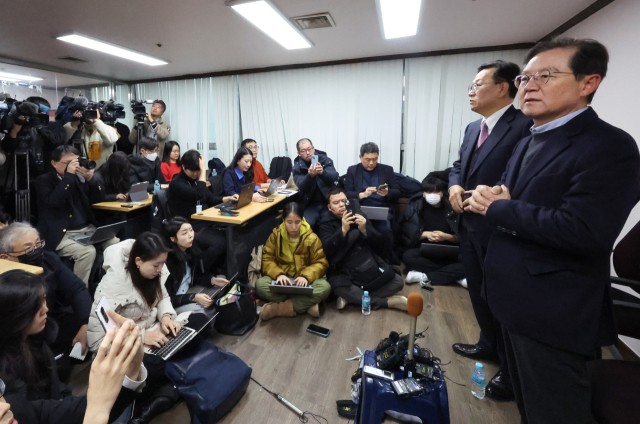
xmin=69 ymin=221 xmax=126 ymax=246
xmin=279 ymin=175 xmax=297 ymax=190
xmin=361 ymin=206 xmax=389 ymax=221
xmin=215 ymin=182 xmax=254 ymax=210
xmin=261 ymin=176 xmax=283 ymax=196
xmin=146 ymin=312 xmax=218 ymax=361
xmin=129 ymin=182 xmax=149 ymax=202
xmin=269 ymin=278 xmax=315 ymax=295
xmin=186 ymin=272 xmax=238 ymax=300
xmin=420 ymin=243 xmax=460 ymax=260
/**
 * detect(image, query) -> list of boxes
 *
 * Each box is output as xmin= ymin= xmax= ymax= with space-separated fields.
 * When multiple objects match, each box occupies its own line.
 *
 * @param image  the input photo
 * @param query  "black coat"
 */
xmin=292 ymin=150 xmax=339 ymax=208
xmin=89 ymin=168 xmax=131 ymax=202
xmin=1 ymin=121 xmax=67 ymax=175
xmin=344 ymin=163 xmax=400 ymax=205
xmin=168 ymin=170 xmax=225 ymax=231
xmin=35 ymin=171 xmax=101 ymax=252
xmin=164 ymin=249 xmax=209 ymax=307
xmin=43 ymin=251 xmax=92 ymax=325
xmin=448 ymin=106 xmax=532 ymax=246
xmin=128 ymin=154 xmax=166 ymax=193
xmin=398 ymin=194 xmax=458 ymax=248
xmin=484 ymin=108 xmax=640 ymax=354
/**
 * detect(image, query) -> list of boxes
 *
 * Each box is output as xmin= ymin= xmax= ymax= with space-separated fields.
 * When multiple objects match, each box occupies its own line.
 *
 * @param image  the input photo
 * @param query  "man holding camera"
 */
xmin=64 ymin=107 xmax=118 ymax=169
xmin=128 ymin=100 xmax=171 ymax=160
xmin=35 ymin=145 xmax=119 ymax=285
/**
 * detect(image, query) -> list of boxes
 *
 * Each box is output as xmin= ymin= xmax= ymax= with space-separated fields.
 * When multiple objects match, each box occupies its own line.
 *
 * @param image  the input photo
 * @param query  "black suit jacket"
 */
xmin=344 ymin=163 xmax=400 ymax=206
xmin=35 ymin=171 xmax=102 ymax=252
xmin=449 ymin=106 xmax=532 ymax=245
xmin=484 ymin=108 xmax=640 ymax=354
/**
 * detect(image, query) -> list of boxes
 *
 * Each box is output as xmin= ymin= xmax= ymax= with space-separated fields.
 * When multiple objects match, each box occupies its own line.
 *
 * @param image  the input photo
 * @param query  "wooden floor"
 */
xmin=141 ymin=282 xmax=522 ymax=424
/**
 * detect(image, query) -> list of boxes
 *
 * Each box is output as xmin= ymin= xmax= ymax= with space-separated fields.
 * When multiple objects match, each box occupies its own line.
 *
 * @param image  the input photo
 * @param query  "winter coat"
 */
xmin=128 ymin=154 xmax=167 ymax=193
xmin=292 ymin=149 xmax=339 ymax=208
xmin=398 ymin=193 xmax=459 ymax=247
xmin=63 ymin=120 xmax=118 ymax=169
xmin=164 ymin=249 xmax=209 ymax=307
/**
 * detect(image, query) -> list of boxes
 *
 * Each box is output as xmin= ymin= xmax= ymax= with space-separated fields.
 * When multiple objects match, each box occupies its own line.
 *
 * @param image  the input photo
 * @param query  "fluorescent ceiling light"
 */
xmin=379 ymin=0 xmax=422 ymax=39
xmin=0 ymin=71 xmax=42 ymax=82
xmin=228 ymin=0 xmax=312 ymax=50
xmin=56 ymin=34 xmax=168 ymax=66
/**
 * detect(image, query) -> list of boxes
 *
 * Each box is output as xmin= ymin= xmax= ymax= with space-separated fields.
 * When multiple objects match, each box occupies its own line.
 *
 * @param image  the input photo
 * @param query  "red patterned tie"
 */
xmin=477 ymin=121 xmax=489 ymax=148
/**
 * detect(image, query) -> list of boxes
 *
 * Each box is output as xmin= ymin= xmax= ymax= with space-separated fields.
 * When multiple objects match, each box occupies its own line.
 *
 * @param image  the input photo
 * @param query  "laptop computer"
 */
xmin=186 ymin=272 xmax=238 ymax=300
xmin=280 ymin=175 xmax=297 ymax=190
xmin=215 ymin=182 xmax=254 ymax=210
xmin=261 ymin=176 xmax=283 ymax=196
xmin=420 ymin=243 xmax=460 ymax=260
xmin=146 ymin=312 xmax=218 ymax=361
xmin=269 ymin=278 xmax=315 ymax=295
xmin=69 ymin=221 xmax=126 ymax=246
xmin=129 ymin=182 xmax=149 ymax=202
xmin=361 ymin=206 xmax=389 ymax=221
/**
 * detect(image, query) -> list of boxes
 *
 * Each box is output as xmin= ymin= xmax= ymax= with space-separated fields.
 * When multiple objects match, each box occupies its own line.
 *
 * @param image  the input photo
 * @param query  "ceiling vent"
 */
xmin=293 ymin=13 xmax=336 ymax=30
xmin=58 ymin=56 xmax=88 ymax=63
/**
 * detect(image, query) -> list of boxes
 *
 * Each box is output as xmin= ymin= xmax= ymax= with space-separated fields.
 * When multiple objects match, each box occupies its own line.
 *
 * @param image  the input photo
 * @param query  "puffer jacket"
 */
xmin=261 ymin=221 xmax=328 ymax=283
xmin=398 ymin=193 xmax=459 ymax=247
xmin=87 ymin=239 xmax=187 ymax=351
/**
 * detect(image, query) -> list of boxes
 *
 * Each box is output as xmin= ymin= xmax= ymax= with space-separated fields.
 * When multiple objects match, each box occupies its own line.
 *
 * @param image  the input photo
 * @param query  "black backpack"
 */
xmin=151 ymin=189 xmax=172 ymax=234
xmin=268 ymin=157 xmax=292 ymax=182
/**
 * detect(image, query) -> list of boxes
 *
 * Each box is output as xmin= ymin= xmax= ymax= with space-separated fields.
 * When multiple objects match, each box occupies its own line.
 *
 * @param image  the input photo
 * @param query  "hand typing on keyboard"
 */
xmin=294 ymin=276 xmax=309 ymax=287
xmin=145 ymin=330 xmax=168 ymax=348
xmin=161 ymin=315 xmax=182 ymax=337
xmin=276 ymin=275 xmax=292 ymax=285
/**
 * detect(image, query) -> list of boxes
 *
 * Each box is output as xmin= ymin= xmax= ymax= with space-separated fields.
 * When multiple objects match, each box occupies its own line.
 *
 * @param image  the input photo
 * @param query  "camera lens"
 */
xmin=78 ymin=158 xmax=97 ymax=170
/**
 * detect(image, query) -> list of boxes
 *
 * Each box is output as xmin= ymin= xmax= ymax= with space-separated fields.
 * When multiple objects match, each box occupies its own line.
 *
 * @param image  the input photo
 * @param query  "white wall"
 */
xmin=1 ymin=83 xmax=66 ymax=110
xmin=562 ymin=0 xmax=640 ymax=244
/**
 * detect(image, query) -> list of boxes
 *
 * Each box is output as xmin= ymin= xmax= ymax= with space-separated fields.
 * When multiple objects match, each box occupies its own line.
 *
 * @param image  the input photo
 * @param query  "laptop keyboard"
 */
xmin=201 ymin=286 xmax=221 ymax=297
xmin=148 ymin=327 xmax=194 ymax=359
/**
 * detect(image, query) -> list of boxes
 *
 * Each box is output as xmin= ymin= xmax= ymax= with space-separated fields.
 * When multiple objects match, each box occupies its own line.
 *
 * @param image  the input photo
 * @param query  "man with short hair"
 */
xmin=64 ymin=106 xmax=118 ymax=169
xmin=448 ymin=60 xmax=532 ymax=401
xmin=344 ymin=142 xmax=399 ymax=263
xmin=292 ymin=138 xmax=339 ymax=228
xmin=128 ymin=137 xmax=168 ymax=192
xmin=35 ymin=145 xmax=119 ymax=285
xmin=319 ymin=187 xmax=406 ymax=311
xmin=0 ymin=222 xmax=92 ymax=356
xmin=128 ymin=100 xmax=171 ymax=160
xmin=466 ymin=38 xmax=640 ymax=423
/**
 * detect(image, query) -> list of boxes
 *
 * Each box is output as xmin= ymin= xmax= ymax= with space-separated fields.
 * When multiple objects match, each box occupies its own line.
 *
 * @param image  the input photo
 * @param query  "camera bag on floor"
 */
xmin=166 ymin=339 xmax=252 ymax=424
xmin=214 ymin=280 xmax=259 ymax=336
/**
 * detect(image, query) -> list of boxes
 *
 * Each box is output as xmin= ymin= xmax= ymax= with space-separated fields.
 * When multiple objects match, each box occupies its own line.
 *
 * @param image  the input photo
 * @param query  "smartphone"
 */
xmin=266 ymin=198 xmax=274 ymax=202
xmin=377 ymin=183 xmax=388 ymax=191
xmin=461 ymin=192 xmax=472 ymax=202
xmin=363 ymin=365 xmax=395 ymax=381
xmin=345 ymin=198 xmax=362 ymax=216
xmin=96 ymin=296 xmax=120 ymax=333
xmin=307 ymin=324 xmax=330 ymax=338
xmin=311 ymin=155 xmax=318 ymax=167
xmin=121 ymin=203 xmax=134 ymax=208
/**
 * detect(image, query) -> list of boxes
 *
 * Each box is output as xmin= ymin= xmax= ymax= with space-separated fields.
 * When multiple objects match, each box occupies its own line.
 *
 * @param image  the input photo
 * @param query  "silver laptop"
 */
xmin=361 ymin=206 xmax=389 ymax=221
xmin=420 ymin=243 xmax=460 ymax=260
xmin=280 ymin=175 xmax=297 ymax=190
xmin=263 ymin=176 xmax=283 ymax=196
xmin=186 ymin=272 xmax=238 ymax=301
xmin=69 ymin=221 xmax=126 ymax=246
xmin=129 ymin=182 xmax=149 ymax=202
xmin=269 ymin=278 xmax=314 ymax=295
xmin=215 ymin=182 xmax=254 ymax=210
xmin=146 ymin=312 xmax=218 ymax=361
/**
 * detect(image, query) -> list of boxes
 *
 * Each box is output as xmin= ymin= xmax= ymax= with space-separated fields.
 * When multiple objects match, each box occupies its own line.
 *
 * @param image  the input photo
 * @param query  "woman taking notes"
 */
xmin=222 ymin=147 xmax=266 ymax=203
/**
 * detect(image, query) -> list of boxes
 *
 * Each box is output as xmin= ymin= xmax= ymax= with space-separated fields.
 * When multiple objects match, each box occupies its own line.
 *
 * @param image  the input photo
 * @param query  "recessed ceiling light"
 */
xmin=227 ymin=0 xmax=312 ymax=50
xmin=56 ymin=34 xmax=168 ymax=66
xmin=0 ymin=71 xmax=42 ymax=82
xmin=378 ymin=0 xmax=422 ymax=39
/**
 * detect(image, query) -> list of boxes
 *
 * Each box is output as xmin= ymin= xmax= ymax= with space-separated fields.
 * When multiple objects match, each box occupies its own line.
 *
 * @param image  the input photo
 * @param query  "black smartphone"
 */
xmin=121 ymin=204 xmax=134 ymax=208
xmin=307 ymin=324 xmax=330 ymax=338
xmin=345 ymin=198 xmax=362 ymax=216
xmin=461 ymin=192 xmax=472 ymax=202
xmin=377 ymin=183 xmax=388 ymax=191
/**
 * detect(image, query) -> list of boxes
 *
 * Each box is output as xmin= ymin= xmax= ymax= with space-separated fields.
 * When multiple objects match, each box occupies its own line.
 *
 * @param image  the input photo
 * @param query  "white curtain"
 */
xmin=131 ymin=77 xmax=239 ymax=163
xmin=239 ymin=60 xmax=404 ymax=175
xmin=403 ymin=50 xmax=527 ymax=180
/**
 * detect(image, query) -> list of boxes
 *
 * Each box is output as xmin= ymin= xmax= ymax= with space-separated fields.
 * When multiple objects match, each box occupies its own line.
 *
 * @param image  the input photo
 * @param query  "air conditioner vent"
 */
xmin=293 ymin=13 xmax=336 ymax=30
xmin=58 ymin=56 xmax=88 ymax=63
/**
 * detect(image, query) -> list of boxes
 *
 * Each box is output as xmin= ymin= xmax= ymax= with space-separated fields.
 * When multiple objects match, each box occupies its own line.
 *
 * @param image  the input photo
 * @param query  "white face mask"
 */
xmin=425 ymin=193 xmax=442 ymax=205
xmin=145 ymin=152 xmax=158 ymax=162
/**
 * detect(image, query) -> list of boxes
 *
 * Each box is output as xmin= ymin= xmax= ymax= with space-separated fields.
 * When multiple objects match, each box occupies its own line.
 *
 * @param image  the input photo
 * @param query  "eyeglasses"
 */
xmin=247 ymin=145 xmax=259 ymax=150
xmin=514 ymin=71 xmax=574 ymax=88
xmin=298 ymin=148 xmax=314 ymax=155
xmin=0 ymin=377 xmax=5 ymax=400
xmin=9 ymin=240 xmax=45 ymax=256
xmin=468 ymin=81 xmax=497 ymax=93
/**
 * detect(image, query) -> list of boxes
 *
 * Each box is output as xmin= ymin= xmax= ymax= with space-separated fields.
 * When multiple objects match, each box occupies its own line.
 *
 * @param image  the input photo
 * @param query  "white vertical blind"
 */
xmin=239 ymin=60 xmax=404 ymax=175
xmin=403 ymin=50 xmax=527 ymax=180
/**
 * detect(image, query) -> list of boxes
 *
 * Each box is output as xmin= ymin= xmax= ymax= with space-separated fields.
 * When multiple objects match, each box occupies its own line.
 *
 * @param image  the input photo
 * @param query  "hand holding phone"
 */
xmin=96 ymin=296 xmax=121 ymax=333
xmin=377 ymin=183 xmax=388 ymax=191
xmin=311 ymin=155 xmax=318 ymax=167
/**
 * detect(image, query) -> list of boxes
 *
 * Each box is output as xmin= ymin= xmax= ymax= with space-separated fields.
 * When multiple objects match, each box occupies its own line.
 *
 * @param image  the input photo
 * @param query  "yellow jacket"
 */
xmin=262 ymin=221 xmax=328 ymax=283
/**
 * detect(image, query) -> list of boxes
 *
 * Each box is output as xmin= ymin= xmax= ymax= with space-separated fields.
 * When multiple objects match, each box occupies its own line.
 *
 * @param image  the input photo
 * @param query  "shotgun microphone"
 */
xmin=405 ymin=293 xmax=424 ymax=376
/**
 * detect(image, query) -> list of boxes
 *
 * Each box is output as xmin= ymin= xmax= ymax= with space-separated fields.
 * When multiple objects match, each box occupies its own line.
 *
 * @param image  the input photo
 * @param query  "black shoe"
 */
xmin=452 ymin=343 xmax=498 ymax=362
xmin=128 ymin=396 xmax=177 ymax=424
xmin=485 ymin=371 xmax=515 ymax=401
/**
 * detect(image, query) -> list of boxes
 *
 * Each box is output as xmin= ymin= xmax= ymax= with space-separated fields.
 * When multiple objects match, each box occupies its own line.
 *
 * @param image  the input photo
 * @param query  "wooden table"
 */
xmin=92 ymin=196 xmax=153 ymax=212
xmin=191 ymin=194 xmax=287 ymax=225
xmin=92 ymin=196 xmax=154 ymax=239
xmin=0 ymin=259 xmax=44 ymax=274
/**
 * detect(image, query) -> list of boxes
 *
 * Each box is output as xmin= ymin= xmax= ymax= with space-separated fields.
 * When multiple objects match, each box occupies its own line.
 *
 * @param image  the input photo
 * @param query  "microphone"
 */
xmin=73 ymin=96 xmax=88 ymax=108
xmin=405 ymin=293 xmax=424 ymax=376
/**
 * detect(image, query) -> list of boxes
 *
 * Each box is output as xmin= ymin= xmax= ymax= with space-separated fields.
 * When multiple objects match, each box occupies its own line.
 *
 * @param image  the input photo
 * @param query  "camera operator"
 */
xmin=128 ymin=100 xmax=171 ymax=160
xmin=64 ymin=105 xmax=118 ymax=169
xmin=35 ymin=145 xmax=119 ymax=285
xmin=1 ymin=97 xmax=66 ymax=175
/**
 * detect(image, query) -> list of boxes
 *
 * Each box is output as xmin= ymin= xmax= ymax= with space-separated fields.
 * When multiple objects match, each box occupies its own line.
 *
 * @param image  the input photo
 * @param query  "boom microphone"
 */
xmin=405 ymin=293 xmax=424 ymax=376
xmin=73 ymin=96 xmax=89 ymax=109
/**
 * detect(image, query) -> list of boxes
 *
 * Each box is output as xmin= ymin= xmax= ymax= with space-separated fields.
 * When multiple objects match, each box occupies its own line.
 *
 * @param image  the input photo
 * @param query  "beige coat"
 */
xmin=64 ymin=119 xmax=118 ymax=169
xmin=87 ymin=239 xmax=189 ymax=352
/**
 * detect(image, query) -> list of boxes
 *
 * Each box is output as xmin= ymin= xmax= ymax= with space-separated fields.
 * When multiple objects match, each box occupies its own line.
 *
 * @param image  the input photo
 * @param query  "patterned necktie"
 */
xmin=477 ymin=120 xmax=489 ymax=148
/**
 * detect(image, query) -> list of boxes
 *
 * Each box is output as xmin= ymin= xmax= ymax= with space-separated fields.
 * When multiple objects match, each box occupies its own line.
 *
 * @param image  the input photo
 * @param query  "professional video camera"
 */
xmin=67 ymin=96 xmax=100 ymax=122
xmin=130 ymin=100 xmax=148 ymax=122
xmin=99 ymin=100 xmax=125 ymax=123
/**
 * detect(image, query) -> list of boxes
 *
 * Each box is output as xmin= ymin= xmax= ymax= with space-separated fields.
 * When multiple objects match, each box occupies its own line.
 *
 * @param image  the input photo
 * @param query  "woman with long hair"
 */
xmin=91 ymin=151 xmax=131 ymax=201
xmin=222 ymin=147 xmax=266 ymax=203
xmin=256 ymin=202 xmax=331 ymax=320
xmin=0 ymin=270 xmax=144 ymax=424
xmin=161 ymin=141 xmax=181 ymax=181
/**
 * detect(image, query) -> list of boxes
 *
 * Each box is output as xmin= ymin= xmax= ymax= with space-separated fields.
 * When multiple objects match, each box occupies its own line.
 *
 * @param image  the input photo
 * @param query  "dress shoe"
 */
xmin=128 ymin=395 xmax=176 ymax=424
xmin=485 ymin=371 xmax=515 ymax=401
xmin=452 ymin=343 xmax=498 ymax=362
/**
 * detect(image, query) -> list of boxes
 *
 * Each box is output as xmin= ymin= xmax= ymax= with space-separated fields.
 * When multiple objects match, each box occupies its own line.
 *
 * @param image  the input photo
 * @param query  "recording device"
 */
xmin=77 ymin=157 xmax=97 ymax=170
xmin=96 ymin=296 xmax=120 ymax=332
xmin=362 ymin=365 xmax=395 ymax=381
xmin=404 ymin=293 xmax=424 ymax=377
xmin=99 ymin=100 xmax=125 ymax=123
xmin=391 ymin=378 xmax=423 ymax=399
xmin=68 ymin=96 xmax=100 ymax=122
xmin=306 ymin=324 xmax=330 ymax=338
xmin=130 ymin=100 xmax=155 ymax=122
xmin=311 ymin=155 xmax=318 ymax=167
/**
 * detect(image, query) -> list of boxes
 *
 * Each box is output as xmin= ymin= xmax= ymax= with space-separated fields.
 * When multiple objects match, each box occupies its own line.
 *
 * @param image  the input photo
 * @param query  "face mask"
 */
xmin=145 ymin=152 xmax=158 ymax=162
xmin=425 ymin=193 xmax=442 ymax=206
xmin=18 ymin=246 xmax=44 ymax=267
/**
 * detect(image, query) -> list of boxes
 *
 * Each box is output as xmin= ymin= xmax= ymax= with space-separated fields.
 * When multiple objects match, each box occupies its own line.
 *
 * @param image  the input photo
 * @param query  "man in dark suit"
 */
xmin=344 ymin=142 xmax=400 ymax=263
xmin=466 ymin=38 xmax=640 ymax=423
xmin=448 ymin=60 xmax=532 ymax=401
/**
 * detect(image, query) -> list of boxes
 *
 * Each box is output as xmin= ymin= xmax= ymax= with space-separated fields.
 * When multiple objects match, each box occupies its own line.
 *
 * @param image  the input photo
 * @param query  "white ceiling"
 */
xmin=0 ymin=0 xmax=594 ymax=82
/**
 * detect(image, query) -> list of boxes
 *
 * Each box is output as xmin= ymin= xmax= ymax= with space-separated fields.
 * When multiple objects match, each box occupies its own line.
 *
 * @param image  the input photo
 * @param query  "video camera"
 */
xmin=99 ymin=100 xmax=125 ymax=124
xmin=130 ymin=99 xmax=155 ymax=122
xmin=68 ymin=96 xmax=100 ymax=122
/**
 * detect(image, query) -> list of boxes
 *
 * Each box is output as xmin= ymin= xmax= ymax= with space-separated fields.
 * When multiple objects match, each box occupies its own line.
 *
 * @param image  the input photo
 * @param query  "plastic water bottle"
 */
xmin=362 ymin=291 xmax=371 ymax=315
xmin=211 ymin=169 xmax=217 ymax=177
xmin=154 ymin=180 xmax=160 ymax=192
xmin=471 ymin=362 xmax=486 ymax=399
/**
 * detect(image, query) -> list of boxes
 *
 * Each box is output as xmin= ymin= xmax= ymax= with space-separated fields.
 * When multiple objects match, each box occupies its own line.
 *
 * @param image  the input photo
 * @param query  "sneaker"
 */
xmin=336 ymin=297 xmax=348 ymax=310
xmin=406 ymin=271 xmax=427 ymax=285
xmin=457 ymin=278 xmax=468 ymax=288
xmin=387 ymin=295 xmax=408 ymax=311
